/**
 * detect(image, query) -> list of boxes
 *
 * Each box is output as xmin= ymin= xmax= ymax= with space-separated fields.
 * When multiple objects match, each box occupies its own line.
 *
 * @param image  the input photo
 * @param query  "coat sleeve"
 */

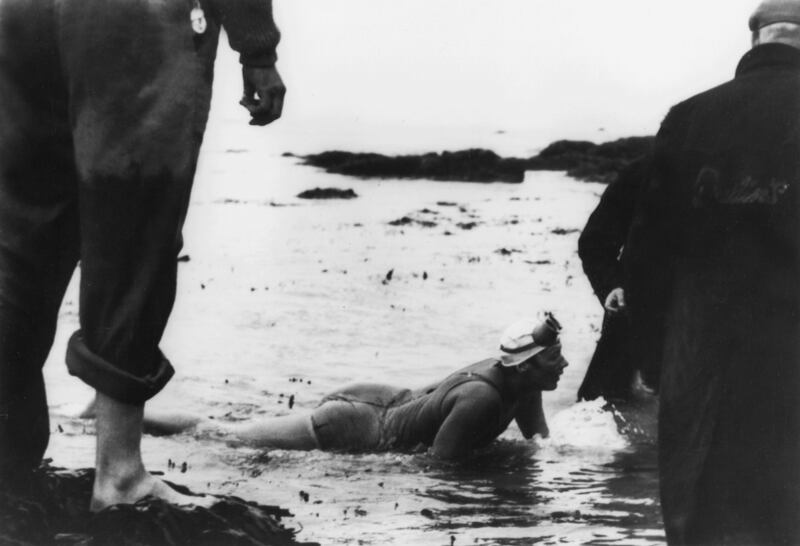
xmin=624 ymin=106 xmax=687 ymax=389
xmin=578 ymin=156 xmax=649 ymax=304
xmin=207 ymin=0 xmax=281 ymax=66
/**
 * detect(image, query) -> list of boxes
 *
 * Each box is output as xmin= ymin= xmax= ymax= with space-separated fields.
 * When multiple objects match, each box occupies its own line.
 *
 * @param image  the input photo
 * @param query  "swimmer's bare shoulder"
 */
xmin=443 ymin=379 xmax=501 ymax=408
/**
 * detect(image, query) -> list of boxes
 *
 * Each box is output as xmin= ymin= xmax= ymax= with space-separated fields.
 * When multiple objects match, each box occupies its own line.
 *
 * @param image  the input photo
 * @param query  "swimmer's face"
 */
xmin=518 ymin=344 xmax=568 ymax=390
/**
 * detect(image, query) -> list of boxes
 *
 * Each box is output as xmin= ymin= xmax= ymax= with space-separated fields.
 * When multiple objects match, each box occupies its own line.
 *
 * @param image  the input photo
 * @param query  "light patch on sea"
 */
xmin=40 ymin=71 xmax=663 ymax=543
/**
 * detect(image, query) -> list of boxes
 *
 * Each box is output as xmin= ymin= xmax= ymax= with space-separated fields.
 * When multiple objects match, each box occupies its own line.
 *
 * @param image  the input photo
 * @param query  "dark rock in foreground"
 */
xmin=297 ymin=187 xmax=358 ymax=199
xmin=300 ymin=136 xmax=654 ymax=184
xmin=0 ymin=465 xmax=316 ymax=546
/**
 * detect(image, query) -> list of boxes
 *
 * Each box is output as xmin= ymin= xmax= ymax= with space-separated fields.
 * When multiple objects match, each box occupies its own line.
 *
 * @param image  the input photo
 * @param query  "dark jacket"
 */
xmin=579 ymin=156 xmax=650 ymax=304
xmin=576 ymin=157 xmax=650 ymax=401
xmin=626 ymin=43 xmax=800 ymax=545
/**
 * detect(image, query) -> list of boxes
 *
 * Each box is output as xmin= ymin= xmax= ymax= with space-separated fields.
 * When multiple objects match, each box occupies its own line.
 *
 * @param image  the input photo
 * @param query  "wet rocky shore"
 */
xmin=0 ymin=464 xmax=317 ymax=546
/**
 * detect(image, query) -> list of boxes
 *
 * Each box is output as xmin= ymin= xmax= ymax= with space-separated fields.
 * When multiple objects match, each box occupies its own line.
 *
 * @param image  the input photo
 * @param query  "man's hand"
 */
xmin=604 ymin=287 xmax=627 ymax=315
xmin=240 ymin=66 xmax=285 ymax=126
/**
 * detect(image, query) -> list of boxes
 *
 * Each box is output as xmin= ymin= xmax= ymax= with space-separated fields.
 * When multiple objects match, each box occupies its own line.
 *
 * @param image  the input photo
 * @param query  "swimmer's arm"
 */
xmin=430 ymin=387 xmax=502 ymax=459
xmin=514 ymin=391 xmax=549 ymax=439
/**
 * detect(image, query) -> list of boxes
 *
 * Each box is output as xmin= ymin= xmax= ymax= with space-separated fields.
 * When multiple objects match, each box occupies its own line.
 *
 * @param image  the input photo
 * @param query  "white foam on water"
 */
xmin=539 ymin=398 xmax=628 ymax=453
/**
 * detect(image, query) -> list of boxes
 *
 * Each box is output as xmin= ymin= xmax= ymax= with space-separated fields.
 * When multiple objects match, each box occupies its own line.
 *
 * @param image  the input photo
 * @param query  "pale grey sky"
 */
xmin=211 ymin=0 xmax=761 ymax=153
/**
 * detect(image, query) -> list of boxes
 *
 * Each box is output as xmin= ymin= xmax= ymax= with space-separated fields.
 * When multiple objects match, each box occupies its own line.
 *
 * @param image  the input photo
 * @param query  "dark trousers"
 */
xmin=0 ymin=0 xmax=220 ymax=475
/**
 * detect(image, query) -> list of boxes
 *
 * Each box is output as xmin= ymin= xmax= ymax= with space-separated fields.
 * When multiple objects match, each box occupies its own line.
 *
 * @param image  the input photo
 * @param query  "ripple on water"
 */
xmin=212 ymin=399 xmax=663 ymax=545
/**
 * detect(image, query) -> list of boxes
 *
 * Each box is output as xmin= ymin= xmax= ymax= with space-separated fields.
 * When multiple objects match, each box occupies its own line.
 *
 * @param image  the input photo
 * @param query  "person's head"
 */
xmin=498 ymin=314 xmax=569 ymax=391
xmin=749 ymin=0 xmax=800 ymax=49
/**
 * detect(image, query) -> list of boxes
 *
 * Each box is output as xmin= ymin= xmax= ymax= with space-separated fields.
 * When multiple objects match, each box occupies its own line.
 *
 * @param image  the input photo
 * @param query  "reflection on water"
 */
xmin=48 ymin=410 xmax=663 ymax=545
xmin=411 ymin=400 xmax=662 ymax=546
xmin=187 ymin=398 xmax=663 ymax=545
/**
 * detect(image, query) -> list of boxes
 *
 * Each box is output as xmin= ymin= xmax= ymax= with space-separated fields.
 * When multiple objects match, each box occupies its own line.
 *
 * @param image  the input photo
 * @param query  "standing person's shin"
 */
xmin=0 ymin=0 xmax=81 ymax=484
xmin=0 ymin=248 xmax=77 ymax=485
xmin=90 ymin=392 xmax=211 ymax=511
xmin=0 ymin=365 xmax=48 ymax=488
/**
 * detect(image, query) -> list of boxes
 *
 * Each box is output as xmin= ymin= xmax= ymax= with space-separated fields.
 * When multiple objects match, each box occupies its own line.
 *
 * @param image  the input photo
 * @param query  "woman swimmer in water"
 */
xmin=82 ymin=314 xmax=568 ymax=460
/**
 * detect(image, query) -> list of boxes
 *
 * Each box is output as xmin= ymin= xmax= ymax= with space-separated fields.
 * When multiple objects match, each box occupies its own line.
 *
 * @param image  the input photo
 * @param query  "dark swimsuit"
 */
xmin=311 ymin=360 xmax=509 ymax=452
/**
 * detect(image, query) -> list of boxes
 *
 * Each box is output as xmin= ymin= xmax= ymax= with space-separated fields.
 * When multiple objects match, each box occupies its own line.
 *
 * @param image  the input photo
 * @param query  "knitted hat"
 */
xmin=749 ymin=0 xmax=800 ymax=30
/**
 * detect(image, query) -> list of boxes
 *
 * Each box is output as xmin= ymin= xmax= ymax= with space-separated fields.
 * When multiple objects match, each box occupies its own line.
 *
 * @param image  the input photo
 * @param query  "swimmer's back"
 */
xmin=312 ymin=361 xmax=507 ymax=453
xmin=381 ymin=360 xmax=507 ymax=450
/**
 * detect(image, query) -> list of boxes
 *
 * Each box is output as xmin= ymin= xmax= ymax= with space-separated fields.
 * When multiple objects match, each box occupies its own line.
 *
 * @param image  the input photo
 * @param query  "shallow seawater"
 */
xmin=48 ymin=402 xmax=660 ymax=545
xmin=42 ymin=98 xmax=664 ymax=544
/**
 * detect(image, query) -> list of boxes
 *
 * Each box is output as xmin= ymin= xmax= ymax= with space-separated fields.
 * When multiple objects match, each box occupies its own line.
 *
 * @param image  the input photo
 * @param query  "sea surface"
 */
xmin=42 ymin=166 xmax=663 ymax=545
xmin=40 ymin=48 xmax=663 ymax=545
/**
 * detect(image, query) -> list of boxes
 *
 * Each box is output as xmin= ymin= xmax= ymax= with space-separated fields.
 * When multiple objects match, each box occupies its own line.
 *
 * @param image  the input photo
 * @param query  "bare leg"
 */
xmin=90 ymin=392 xmax=213 ymax=511
xmin=229 ymin=413 xmax=319 ymax=450
xmin=82 ymin=396 xmax=210 ymax=436
xmin=83 ymin=394 xmax=318 ymax=449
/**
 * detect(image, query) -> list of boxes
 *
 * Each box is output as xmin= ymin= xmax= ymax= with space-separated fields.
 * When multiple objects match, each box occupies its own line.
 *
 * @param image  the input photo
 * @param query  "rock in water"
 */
xmin=296 ymin=188 xmax=358 ymax=200
xmin=302 ymin=137 xmax=655 ymax=185
xmin=0 ymin=465 xmax=318 ymax=546
xmin=302 ymin=149 xmax=526 ymax=183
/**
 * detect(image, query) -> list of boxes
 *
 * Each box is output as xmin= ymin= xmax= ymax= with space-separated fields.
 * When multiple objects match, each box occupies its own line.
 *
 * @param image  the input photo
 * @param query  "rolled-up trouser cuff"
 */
xmin=66 ymin=330 xmax=174 ymax=405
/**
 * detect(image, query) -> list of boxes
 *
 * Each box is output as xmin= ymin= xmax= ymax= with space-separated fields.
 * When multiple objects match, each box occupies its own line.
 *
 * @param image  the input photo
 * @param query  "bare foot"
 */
xmin=89 ymin=392 xmax=216 ymax=512
xmin=90 ymin=467 xmax=215 ymax=512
